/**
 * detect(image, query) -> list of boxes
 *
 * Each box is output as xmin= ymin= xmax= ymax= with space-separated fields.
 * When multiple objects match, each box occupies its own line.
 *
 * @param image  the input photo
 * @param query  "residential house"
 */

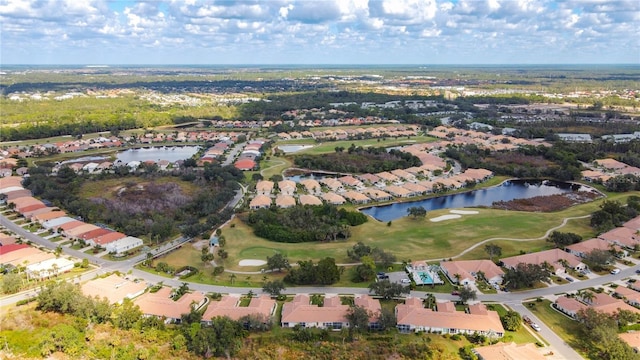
xmin=256 ymin=180 xmax=274 ymax=196
xmin=395 ymin=298 xmax=504 ymax=337
xmin=342 ymin=191 xmax=370 ymax=204
xmin=105 ymin=236 xmax=143 ymax=254
xmin=440 ymin=260 xmax=504 ymax=285
xmin=401 ymin=183 xmax=428 ymax=196
xmin=26 ymin=257 xmax=75 ymax=279
xmin=277 ymin=180 xmax=297 ymax=196
xmin=281 ymin=294 xmax=381 ymax=330
xmin=275 ymin=195 xmax=296 ymax=208
xmin=619 ymin=332 xmax=640 ymax=353
xmin=202 ymin=295 xmax=276 ymax=324
xmin=390 ymin=169 xmax=416 ymax=182
xmin=358 ymin=173 xmax=380 ymax=185
xmin=134 ymin=287 xmax=208 ymax=324
xmin=598 ymin=227 xmax=640 ymax=249
xmin=556 ymin=292 xmax=640 ymax=319
xmin=298 ymin=194 xmax=322 ymax=206
xmin=320 ymin=178 xmax=343 ymax=193
xmin=500 ymin=249 xmax=586 ymax=275
xmin=554 ymin=296 xmax=587 ymax=319
xmin=566 ymin=238 xmax=626 ymax=258
xmin=321 ymin=192 xmax=346 ymax=205
xmin=613 ymin=287 xmax=640 ymax=307
xmin=80 ymin=274 xmax=147 ymax=305
xmin=361 ymin=188 xmax=392 ymax=202
xmin=473 ymin=342 xmax=545 ymax=360
xmin=384 ymin=185 xmax=412 ymax=198
xmin=623 ymin=215 xmax=640 ymax=232
xmin=300 ymin=179 xmax=321 ymax=195
xmin=338 ymin=175 xmax=363 ymax=189
xmin=250 ymin=195 xmax=272 ymax=210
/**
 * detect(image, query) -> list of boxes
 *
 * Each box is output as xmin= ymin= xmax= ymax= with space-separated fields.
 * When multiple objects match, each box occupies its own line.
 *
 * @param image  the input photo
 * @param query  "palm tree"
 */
xmin=475 ymin=271 xmax=486 ymax=283
xmin=453 ymin=273 xmax=462 ymax=284
xmin=580 ymin=290 xmax=596 ymax=305
xmin=229 ymin=273 xmax=236 ymax=285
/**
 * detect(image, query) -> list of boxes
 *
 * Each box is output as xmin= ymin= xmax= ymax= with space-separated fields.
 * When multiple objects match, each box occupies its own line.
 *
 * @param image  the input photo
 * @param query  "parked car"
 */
xmin=523 ymin=315 xmax=532 ymax=324
xmin=451 ymin=290 xmax=460 ymax=296
xmin=400 ymin=279 xmax=411 ymax=284
xmin=530 ymin=323 xmax=541 ymax=332
xmin=611 ymin=268 xmax=621 ymax=275
xmin=565 ymin=276 xmax=574 ymax=282
xmin=635 ymin=269 xmax=640 ymax=274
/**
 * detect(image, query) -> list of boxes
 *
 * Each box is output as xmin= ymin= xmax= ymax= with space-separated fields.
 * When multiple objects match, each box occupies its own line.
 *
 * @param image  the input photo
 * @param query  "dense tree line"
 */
xmin=23 ymin=163 xmax=241 ymax=242
xmin=590 ymin=198 xmax=640 ymax=233
xmin=445 ymin=143 xmax=582 ymax=181
xmin=244 ymin=204 xmax=367 ymax=243
xmin=284 ymin=257 xmax=341 ymax=285
xmin=294 ymin=146 xmax=422 ymax=174
xmin=605 ymin=175 xmax=640 ymax=192
xmin=502 ymin=263 xmax=551 ymax=290
xmin=576 ymin=308 xmax=638 ymax=360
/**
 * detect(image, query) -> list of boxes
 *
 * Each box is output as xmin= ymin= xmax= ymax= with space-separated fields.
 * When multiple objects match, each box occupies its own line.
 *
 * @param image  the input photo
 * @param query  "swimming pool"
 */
xmin=418 ymin=271 xmax=434 ymax=284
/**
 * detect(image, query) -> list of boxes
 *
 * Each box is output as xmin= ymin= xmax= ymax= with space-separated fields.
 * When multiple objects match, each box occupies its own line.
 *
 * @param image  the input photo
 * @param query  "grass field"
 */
xmin=78 ymin=176 xmax=201 ymax=199
xmin=489 ymin=303 xmax=542 ymax=345
xmin=277 ymin=135 xmax=437 ymax=155
xmin=527 ymin=299 xmax=587 ymax=355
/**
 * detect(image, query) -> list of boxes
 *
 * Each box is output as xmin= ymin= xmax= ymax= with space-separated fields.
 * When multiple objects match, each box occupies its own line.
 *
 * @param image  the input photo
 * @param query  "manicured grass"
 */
xmin=489 ymin=304 xmax=542 ymax=345
xmin=284 ymin=135 xmax=437 ymax=155
xmin=526 ymin=299 xmax=586 ymax=354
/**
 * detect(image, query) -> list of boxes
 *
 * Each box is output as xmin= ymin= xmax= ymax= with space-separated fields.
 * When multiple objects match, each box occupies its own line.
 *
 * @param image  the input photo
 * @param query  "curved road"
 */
xmin=5 ymin=210 xmax=630 ymax=359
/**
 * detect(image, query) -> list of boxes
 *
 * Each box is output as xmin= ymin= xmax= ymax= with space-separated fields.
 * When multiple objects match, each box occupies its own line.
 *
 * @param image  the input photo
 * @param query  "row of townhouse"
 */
xmin=277 ymin=125 xmax=421 ymax=141
xmin=234 ymin=140 xmax=266 ymax=171
xmin=435 ymin=214 xmax=640 ymax=288
xmin=250 ymin=167 xmax=493 ymax=209
xmin=0 ymin=176 xmax=142 ymax=254
xmin=582 ymin=158 xmax=640 ymax=183
xmin=554 ymin=291 xmax=640 ymax=320
xmin=0 ymin=243 xmax=74 ymax=279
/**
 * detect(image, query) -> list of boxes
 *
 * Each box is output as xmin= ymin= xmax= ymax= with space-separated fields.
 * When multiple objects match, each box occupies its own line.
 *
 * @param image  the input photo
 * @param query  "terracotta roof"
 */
xmin=623 ymin=215 xmax=640 ymax=231
xmin=0 ymin=176 xmax=23 ymax=190
xmin=440 ymin=260 xmax=504 ymax=283
xmin=81 ymin=274 xmax=147 ymax=304
xmin=282 ymin=294 xmax=380 ymax=325
xmin=566 ymin=238 xmax=620 ymax=255
xmin=614 ymin=287 xmax=640 ymax=304
xmin=250 ymin=194 xmax=272 ymax=208
xmin=501 ymin=249 xmax=583 ymax=272
xmin=321 ymin=192 xmax=345 ymax=204
xmin=78 ymin=228 xmax=112 ymax=241
xmin=3 ymin=247 xmax=55 ymax=266
xmin=300 ymin=179 xmax=321 ymax=192
xmin=299 ymin=194 xmax=322 ymax=206
xmin=396 ymin=299 xmax=504 ymax=334
xmin=342 ymin=190 xmax=370 ymax=203
xmin=275 ymin=195 xmax=296 ymax=208
xmin=4 ymin=189 xmax=31 ymax=201
xmin=92 ymin=232 xmax=127 ymax=245
xmin=474 ymin=342 xmax=545 ymax=360
xmin=33 ymin=211 xmax=67 ymax=222
xmin=134 ymin=287 xmax=206 ymax=320
xmin=619 ymin=332 xmax=640 ymax=350
xmin=256 ymin=180 xmax=274 ymax=193
xmin=555 ymin=296 xmax=588 ymax=314
xmin=202 ymin=295 xmax=276 ymax=321
xmin=0 ymin=244 xmax=29 ymax=255
xmin=598 ymin=227 xmax=640 ymax=248
xmin=65 ymin=224 xmax=100 ymax=237
xmin=234 ymin=159 xmax=256 ymax=170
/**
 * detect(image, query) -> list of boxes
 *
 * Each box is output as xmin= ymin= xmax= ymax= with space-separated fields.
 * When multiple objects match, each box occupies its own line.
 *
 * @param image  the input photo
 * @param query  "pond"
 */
xmin=360 ymin=179 xmax=591 ymax=222
xmin=116 ymin=146 xmax=200 ymax=163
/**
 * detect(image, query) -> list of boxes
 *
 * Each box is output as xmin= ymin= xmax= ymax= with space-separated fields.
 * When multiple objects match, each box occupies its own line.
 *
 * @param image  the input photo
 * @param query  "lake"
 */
xmin=116 ymin=146 xmax=200 ymax=163
xmin=360 ymin=179 xmax=590 ymax=222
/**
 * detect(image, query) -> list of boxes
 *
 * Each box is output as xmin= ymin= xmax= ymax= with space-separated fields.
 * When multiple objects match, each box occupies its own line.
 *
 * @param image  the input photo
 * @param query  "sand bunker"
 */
xmin=430 ymin=214 xmax=462 ymax=222
xmin=239 ymin=259 xmax=267 ymax=267
xmin=449 ymin=210 xmax=480 ymax=215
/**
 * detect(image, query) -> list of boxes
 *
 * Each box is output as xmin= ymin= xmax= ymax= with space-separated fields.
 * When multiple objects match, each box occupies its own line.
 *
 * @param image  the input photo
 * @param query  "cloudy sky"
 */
xmin=1 ymin=0 xmax=638 ymax=65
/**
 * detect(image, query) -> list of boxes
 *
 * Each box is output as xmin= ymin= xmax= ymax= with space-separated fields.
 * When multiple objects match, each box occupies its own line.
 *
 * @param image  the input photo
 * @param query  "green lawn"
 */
xmin=280 ymin=135 xmax=437 ymax=155
xmin=489 ymin=304 xmax=542 ymax=345
xmin=526 ymin=299 xmax=587 ymax=355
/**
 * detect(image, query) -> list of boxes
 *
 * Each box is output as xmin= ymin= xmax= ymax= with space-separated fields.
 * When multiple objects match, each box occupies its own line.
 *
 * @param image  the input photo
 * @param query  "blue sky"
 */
xmin=1 ymin=0 xmax=638 ymax=65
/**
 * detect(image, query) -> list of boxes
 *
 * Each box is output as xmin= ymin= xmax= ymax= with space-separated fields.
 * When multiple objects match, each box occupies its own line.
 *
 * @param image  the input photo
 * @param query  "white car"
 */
xmin=611 ymin=269 xmax=621 ymax=275
xmin=530 ymin=323 xmax=541 ymax=332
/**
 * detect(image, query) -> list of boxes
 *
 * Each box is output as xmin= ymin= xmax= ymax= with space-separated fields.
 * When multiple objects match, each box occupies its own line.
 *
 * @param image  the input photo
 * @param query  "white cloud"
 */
xmin=0 ymin=0 xmax=637 ymax=64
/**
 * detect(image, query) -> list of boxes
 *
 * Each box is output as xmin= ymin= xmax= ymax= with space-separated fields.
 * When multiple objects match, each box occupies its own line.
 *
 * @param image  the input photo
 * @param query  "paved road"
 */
xmin=509 ymin=302 xmax=581 ymax=360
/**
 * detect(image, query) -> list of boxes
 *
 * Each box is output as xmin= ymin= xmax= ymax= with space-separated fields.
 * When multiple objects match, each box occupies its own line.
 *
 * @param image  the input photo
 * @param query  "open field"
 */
xmin=79 ymin=176 xmax=201 ymax=199
xmin=212 ymin=191 xmax=640 ymax=272
xmin=279 ymin=135 xmax=437 ymax=155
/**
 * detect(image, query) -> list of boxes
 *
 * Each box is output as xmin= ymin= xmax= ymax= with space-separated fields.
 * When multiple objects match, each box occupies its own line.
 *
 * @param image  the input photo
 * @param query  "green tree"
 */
xmin=368 ymin=279 xmax=410 ymax=300
xmin=316 ymin=257 xmax=341 ymax=285
xmin=39 ymin=323 xmax=85 ymax=357
xmin=458 ymin=286 xmax=477 ymax=304
xmin=347 ymin=241 xmax=371 ymax=261
xmin=1 ymin=272 xmax=22 ymax=294
xmin=217 ymin=249 xmax=228 ymax=259
xmin=110 ymin=298 xmax=142 ymax=330
xmin=548 ymin=231 xmax=582 ymax=248
xmin=266 ymin=253 xmax=291 ymax=272
xmin=377 ymin=307 xmax=397 ymax=331
xmin=262 ymin=280 xmax=286 ymax=297
xmin=353 ymin=255 xmax=377 ymax=282
xmin=584 ymin=249 xmax=614 ymax=271
xmin=501 ymin=311 xmax=522 ymax=331
xmin=346 ymin=305 xmax=371 ymax=340
xmin=407 ymin=206 xmax=427 ymax=219
xmin=484 ymin=244 xmax=502 ymax=262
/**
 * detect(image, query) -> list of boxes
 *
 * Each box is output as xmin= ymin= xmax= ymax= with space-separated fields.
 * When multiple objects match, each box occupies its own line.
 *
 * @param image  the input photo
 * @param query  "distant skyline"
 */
xmin=1 ymin=0 xmax=638 ymax=65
